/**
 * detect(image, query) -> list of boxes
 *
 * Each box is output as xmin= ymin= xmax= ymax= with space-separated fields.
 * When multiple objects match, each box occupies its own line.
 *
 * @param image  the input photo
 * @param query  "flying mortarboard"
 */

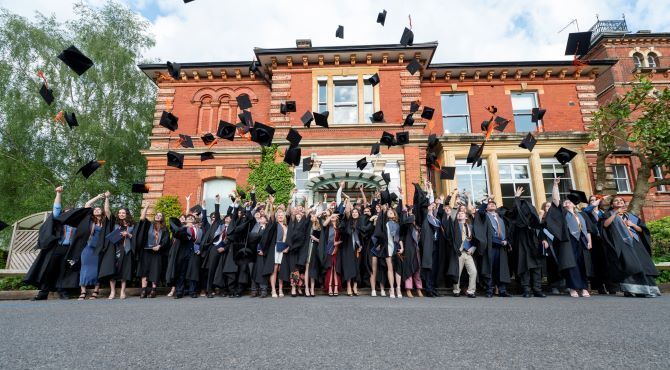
xmin=201 ymin=133 xmax=217 ymax=147
xmin=167 ymin=151 xmax=184 ymax=169
xmin=217 ymin=120 xmax=236 ymax=141
xmin=238 ymin=110 xmax=253 ymax=126
xmin=77 ymin=160 xmax=105 ymax=179
xmin=403 ymin=113 xmax=415 ymax=127
xmin=440 ymin=166 xmax=456 ymax=180
xmin=565 ymin=31 xmax=593 ymax=56
xmin=466 ymin=143 xmax=484 ymax=165
xmin=265 ymin=184 xmax=276 ymax=195
xmin=377 ymin=9 xmax=387 ymax=26
xmin=381 ymin=172 xmax=391 ymax=185
xmin=64 ymin=112 xmax=78 ymax=130
xmin=494 ymin=116 xmax=509 ymax=132
xmin=105 ymin=228 xmax=124 ymax=244
xmin=400 ymin=27 xmax=414 ymax=46
xmin=167 ymin=61 xmax=181 ymax=80
xmin=280 ymin=100 xmax=296 ymax=115
xmin=426 ymin=152 xmax=438 ymax=167
xmin=336 ymin=25 xmax=344 ymax=39
xmin=485 ymin=105 xmax=498 ymax=114
xmin=284 ymin=146 xmax=301 ymax=166
xmin=39 ymin=84 xmax=54 ymax=105
xmin=302 ymin=157 xmax=314 ymax=172
xmin=301 ymin=111 xmax=314 ymax=128
xmin=314 ymin=111 xmax=329 ymax=128
xmin=410 ymin=101 xmax=420 ymax=113
xmin=380 ymin=189 xmax=391 ymax=205
xmin=428 ymin=134 xmax=438 ymax=149
xmin=236 ymin=94 xmax=252 ymax=110
xmin=567 ymin=189 xmax=588 ymax=205
xmin=370 ymin=143 xmax=380 ymax=155
xmin=200 ymin=152 xmax=215 ymax=161
xmin=371 ymin=110 xmax=385 ymax=122
xmin=554 ymin=147 xmax=577 ymax=165
xmin=286 ymin=128 xmax=302 ymax=146
xmin=356 ymin=157 xmax=368 ymax=171
xmin=250 ymin=122 xmax=275 ymax=147
xmin=421 ymin=106 xmax=435 ymax=120
xmin=57 ymin=45 xmax=94 ymax=76
xmin=518 ymin=133 xmax=537 ymax=152
xmin=368 ymin=73 xmax=380 ymax=86
xmin=406 ymin=59 xmax=421 ymax=75
xmin=132 ymin=183 xmax=150 ymax=193
xmin=531 ymin=108 xmax=546 ymax=123
xmin=395 ymin=131 xmax=409 ymax=145
xmin=159 ymin=111 xmax=178 ymax=131
xmin=380 ymin=131 xmax=395 ymax=148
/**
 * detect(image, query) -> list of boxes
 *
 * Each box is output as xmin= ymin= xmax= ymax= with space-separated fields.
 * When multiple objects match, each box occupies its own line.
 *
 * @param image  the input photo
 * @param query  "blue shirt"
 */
xmin=486 ymin=212 xmax=506 ymax=242
xmin=53 ymin=204 xmax=75 ymax=246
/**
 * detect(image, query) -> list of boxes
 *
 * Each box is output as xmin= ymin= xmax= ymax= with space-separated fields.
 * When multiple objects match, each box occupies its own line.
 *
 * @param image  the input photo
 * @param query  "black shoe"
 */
xmin=432 ymin=291 xmax=441 ymax=297
xmin=522 ymin=292 xmax=532 ymax=298
xmin=486 ymin=293 xmax=493 ymax=298
xmin=499 ymin=292 xmax=512 ymax=297
xmin=424 ymin=290 xmax=434 ymax=297
xmin=174 ymin=294 xmax=183 ymax=299
xmin=250 ymin=290 xmax=258 ymax=298
xmin=190 ymin=293 xmax=198 ymax=298
xmin=31 ymin=294 xmax=48 ymax=301
xmin=467 ymin=293 xmax=476 ymax=298
xmin=206 ymin=293 xmax=214 ymax=298
xmin=58 ymin=292 xmax=69 ymax=300
xmin=533 ymin=292 xmax=547 ymax=298
xmin=233 ymin=293 xmax=241 ymax=298
xmin=453 ymin=293 xmax=460 ymax=297
xmin=259 ymin=290 xmax=268 ymax=298
xmin=140 ymin=289 xmax=147 ymax=299
xmin=597 ymin=288 xmax=607 ymax=295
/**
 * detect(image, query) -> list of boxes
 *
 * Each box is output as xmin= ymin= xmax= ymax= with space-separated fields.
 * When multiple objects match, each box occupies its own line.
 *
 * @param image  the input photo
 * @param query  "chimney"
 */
xmin=636 ymin=30 xmax=652 ymax=33
xmin=296 ymin=39 xmax=312 ymax=48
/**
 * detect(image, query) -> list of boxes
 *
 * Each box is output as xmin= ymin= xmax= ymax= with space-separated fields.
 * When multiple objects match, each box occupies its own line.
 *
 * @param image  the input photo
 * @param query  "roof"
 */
xmin=138 ymin=61 xmax=254 ymax=81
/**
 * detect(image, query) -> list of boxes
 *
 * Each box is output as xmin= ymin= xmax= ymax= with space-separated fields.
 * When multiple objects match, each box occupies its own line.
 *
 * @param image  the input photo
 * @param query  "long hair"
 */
xmin=91 ymin=207 xmax=106 ymax=226
xmin=153 ymin=213 xmax=166 ymax=232
xmin=116 ymin=208 xmax=134 ymax=227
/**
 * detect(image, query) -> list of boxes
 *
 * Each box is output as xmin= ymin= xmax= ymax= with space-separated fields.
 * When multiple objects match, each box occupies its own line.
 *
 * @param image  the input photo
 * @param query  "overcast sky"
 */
xmin=2 ymin=0 xmax=669 ymax=64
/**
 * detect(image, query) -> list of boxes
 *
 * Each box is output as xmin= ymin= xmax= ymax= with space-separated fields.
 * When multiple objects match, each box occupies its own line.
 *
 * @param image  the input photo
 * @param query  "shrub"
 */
xmin=155 ymin=195 xmax=183 ymax=221
xmin=0 ymin=276 xmax=36 ymax=291
xmin=246 ymin=145 xmax=295 ymax=205
xmin=647 ymin=216 xmax=670 ymax=258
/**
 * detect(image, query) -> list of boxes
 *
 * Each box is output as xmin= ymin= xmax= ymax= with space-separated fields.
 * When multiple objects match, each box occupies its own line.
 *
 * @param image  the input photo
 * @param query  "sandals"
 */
xmin=333 ymin=285 xmax=339 ymax=297
xmin=78 ymin=292 xmax=87 ymax=301
xmin=569 ymin=289 xmax=579 ymax=298
xmin=90 ymin=290 xmax=99 ymax=300
xmin=581 ymin=290 xmax=591 ymax=298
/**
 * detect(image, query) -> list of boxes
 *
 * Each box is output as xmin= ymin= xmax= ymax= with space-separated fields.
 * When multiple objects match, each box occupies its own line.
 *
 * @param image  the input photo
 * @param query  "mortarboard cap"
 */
xmin=381 ymin=172 xmax=391 ymax=185
xmin=370 ymin=143 xmax=380 ymax=155
xmin=286 ymin=128 xmax=302 ymax=146
xmin=167 ymin=151 xmax=184 ymax=169
xmin=481 ymin=119 xmax=492 ymax=132
xmin=280 ymin=101 xmax=297 ymax=115
xmin=302 ymin=157 xmax=314 ymax=172
xmin=64 ymin=112 xmax=78 ymax=130
xmin=169 ymin=217 xmax=182 ymax=235
xmin=284 ymin=146 xmax=301 ymax=166
xmin=368 ymin=73 xmax=380 ymax=86
xmin=428 ymin=134 xmax=438 ymax=149
xmin=200 ymin=152 xmax=215 ymax=161
xmin=105 ymin=228 xmax=124 ymax=244
xmin=554 ymin=147 xmax=577 ymax=165
xmin=410 ymin=101 xmax=420 ymax=113
xmin=0 ymin=220 xmax=7 ymax=232
xmin=237 ymin=189 xmax=246 ymax=200
xmin=531 ymin=108 xmax=546 ymax=123
xmin=238 ymin=110 xmax=253 ymax=126
xmin=485 ymin=105 xmax=498 ymax=114
xmin=371 ymin=110 xmax=385 ymax=122
xmin=356 ymin=157 xmax=368 ymax=171
xmin=77 ymin=160 xmax=105 ymax=179
xmin=190 ymin=205 xmax=204 ymax=215
xmin=426 ymin=152 xmax=438 ymax=167
xmin=380 ymin=190 xmax=391 ymax=205
xmin=58 ymin=45 xmax=93 ymax=76
xmin=159 ymin=111 xmax=178 ymax=131
xmin=518 ymin=133 xmax=537 ymax=152
xmin=406 ymin=58 xmax=421 ymax=75
xmin=265 ymin=184 xmax=276 ymax=195
xmin=301 ymin=111 xmax=314 ymax=128
xmin=217 ymin=120 xmax=236 ymax=141
xmin=178 ymin=134 xmax=194 ymax=149
xmin=236 ymin=94 xmax=252 ymax=110
xmin=380 ymin=131 xmax=395 ymax=148
xmin=201 ymin=133 xmax=217 ymax=146
xmin=421 ymin=106 xmax=435 ymax=120
xmin=396 ymin=131 xmax=409 ymax=145
xmin=440 ymin=166 xmax=456 ymax=180
xmin=336 ymin=25 xmax=344 ymax=39
xmin=466 ymin=143 xmax=485 ymax=165
xmin=377 ymin=9 xmax=387 ymax=26
xmin=403 ymin=113 xmax=415 ymax=127
xmin=400 ymin=27 xmax=414 ymax=46
xmin=132 ymin=183 xmax=149 ymax=193
xmin=565 ymin=31 xmax=593 ymax=56
xmin=250 ymin=122 xmax=275 ymax=147
xmin=567 ymin=189 xmax=588 ymax=205
xmin=167 ymin=61 xmax=181 ymax=80
xmin=314 ymin=111 xmax=329 ymax=128
xmin=280 ymin=103 xmax=287 ymax=115
xmin=39 ymin=84 xmax=54 ymax=105
xmin=390 ymin=193 xmax=398 ymax=203
xmin=494 ymin=116 xmax=509 ymax=132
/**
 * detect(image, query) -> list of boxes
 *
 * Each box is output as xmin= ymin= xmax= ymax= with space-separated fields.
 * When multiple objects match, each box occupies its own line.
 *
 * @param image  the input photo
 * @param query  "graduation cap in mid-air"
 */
xmin=400 ymin=27 xmax=414 ymax=46
xmin=336 ymin=25 xmax=344 ymax=39
xmin=381 ymin=172 xmax=391 ymax=185
xmin=0 ymin=220 xmax=8 ymax=232
xmin=466 ymin=143 xmax=485 ymax=167
xmin=428 ymin=134 xmax=439 ymax=149
xmin=284 ymin=146 xmax=301 ymax=166
xmin=403 ymin=113 xmax=415 ymax=127
xmin=302 ymin=157 xmax=314 ymax=172
xmin=554 ymin=147 xmax=577 ymax=165
xmin=485 ymin=105 xmax=498 ymax=114
xmin=377 ymin=9 xmax=387 ymax=26
xmin=301 ymin=111 xmax=314 ymax=128
xmin=167 ymin=61 xmax=181 ymax=80
xmin=63 ymin=112 xmax=78 ymax=129
xmin=58 ymin=45 xmax=94 ymax=76
xmin=565 ymin=31 xmax=593 ymax=56
xmin=167 ymin=151 xmax=184 ymax=169
xmin=159 ymin=111 xmax=178 ymax=131
xmin=356 ymin=157 xmax=368 ymax=171
xmin=236 ymin=94 xmax=252 ymax=110
xmin=250 ymin=122 xmax=275 ymax=147
xmin=567 ymin=189 xmax=588 ymax=205
xmin=531 ymin=108 xmax=546 ymax=123
xmin=177 ymin=134 xmax=194 ymax=148
xmin=518 ymin=133 xmax=537 ymax=152
xmin=77 ymin=160 xmax=105 ymax=179
xmin=370 ymin=143 xmax=380 ymax=156
xmin=314 ymin=111 xmax=329 ymax=128
xmin=217 ymin=120 xmax=236 ymax=141
xmin=368 ymin=73 xmax=380 ymax=86
xmin=494 ymin=116 xmax=510 ymax=132
xmin=421 ymin=106 xmax=435 ymax=120
xmin=39 ymin=83 xmax=54 ymax=105
xmin=395 ymin=131 xmax=409 ymax=145
xmin=440 ymin=166 xmax=456 ymax=180
xmin=132 ymin=183 xmax=150 ymax=193
xmin=286 ymin=128 xmax=302 ymax=146
xmin=201 ymin=133 xmax=217 ymax=147
xmin=406 ymin=59 xmax=421 ymax=75
xmin=238 ymin=110 xmax=253 ymax=127
xmin=371 ymin=111 xmax=385 ymax=123
xmin=280 ymin=101 xmax=296 ymax=115
xmin=265 ymin=184 xmax=276 ymax=195
xmin=410 ymin=101 xmax=420 ymax=113
xmin=200 ymin=152 xmax=215 ymax=161
xmin=380 ymin=131 xmax=395 ymax=148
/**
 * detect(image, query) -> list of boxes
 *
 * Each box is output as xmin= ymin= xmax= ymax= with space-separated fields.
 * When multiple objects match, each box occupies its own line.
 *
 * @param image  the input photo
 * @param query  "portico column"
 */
xmin=487 ymin=153 xmax=502 ymax=205
xmin=529 ymin=152 xmax=546 ymax=207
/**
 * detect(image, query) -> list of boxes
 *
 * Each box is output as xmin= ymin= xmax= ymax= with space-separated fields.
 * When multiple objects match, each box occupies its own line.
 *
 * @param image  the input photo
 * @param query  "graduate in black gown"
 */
xmin=284 ymin=200 xmax=311 ymax=297
xmin=419 ymin=183 xmax=447 ymax=297
xmin=99 ymin=208 xmax=137 ymax=300
xmin=583 ymin=195 xmax=619 ymax=295
xmin=259 ymin=195 xmax=290 ymax=298
xmin=304 ymin=210 xmax=323 ymax=297
xmin=251 ymin=210 xmax=270 ymax=298
xmin=473 ymin=196 xmax=513 ymax=298
xmin=338 ymin=196 xmax=365 ymax=297
xmin=136 ymin=203 xmax=171 ymax=298
xmin=231 ymin=191 xmax=258 ymax=297
xmin=166 ymin=212 xmax=202 ymax=298
xmin=200 ymin=197 xmax=230 ymax=298
xmin=400 ymin=208 xmax=423 ymax=298
xmin=601 ymin=196 xmax=660 ymax=297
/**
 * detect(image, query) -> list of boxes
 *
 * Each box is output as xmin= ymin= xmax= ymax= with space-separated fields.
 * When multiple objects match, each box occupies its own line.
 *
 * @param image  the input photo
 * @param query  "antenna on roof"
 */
xmin=558 ymin=18 xmax=579 ymax=33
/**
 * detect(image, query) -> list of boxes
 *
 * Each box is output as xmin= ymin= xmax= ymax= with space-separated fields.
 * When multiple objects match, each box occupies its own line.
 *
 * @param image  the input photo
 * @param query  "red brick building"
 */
xmin=582 ymin=19 xmax=670 ymax=220
xmin=138 ymin=35 xmax=647 ymax=217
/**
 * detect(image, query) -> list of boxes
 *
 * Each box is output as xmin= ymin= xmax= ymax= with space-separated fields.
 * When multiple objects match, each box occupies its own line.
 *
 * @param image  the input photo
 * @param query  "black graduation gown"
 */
xmin=441 ymin=212 xmax=460 ymax=284
xmin=260 ymin=221 xmax=279 ymax=277
xmin=135 ymin=220 xmax=171 ymax=283
xmin=583 ymin=209 xmax=611 ymax=287
xmin=358 ymin=215 xmax=374 ymax=285
xmin=337 ymin=216 xmax=360 ymax=283
xmin=508 ymin=198 xmax=543 ymax=275
xmin=472 ymin=207 xmax=512 ymax=284
xmin=307 ymin=228 xmax=323 ymax=283
xmin=280 ymin=216 xmax=310 ymax=282
xmin=24 ymin=212 xmax=66 ymax=287
xmin=316 ymin=221 xmax=335 ymax=277
xmin=544 ymin=204 xmax=576 ymax=272
xmin=96 ymin=215 xmax=124 ymax=282
xmin=399 ymin=221 xmax=420 ymax=283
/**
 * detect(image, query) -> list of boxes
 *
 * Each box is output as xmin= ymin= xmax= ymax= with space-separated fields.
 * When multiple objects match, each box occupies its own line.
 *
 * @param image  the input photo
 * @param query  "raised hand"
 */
xmin=553 ymin=177 xmax=561 ymax=186
xmin=55 ymin=186 xmax=63 ymax=193
xmin=104 ymin=191 xmax=111 ymax=198
xmin=514 ymin=186 xmax=525 ymax=197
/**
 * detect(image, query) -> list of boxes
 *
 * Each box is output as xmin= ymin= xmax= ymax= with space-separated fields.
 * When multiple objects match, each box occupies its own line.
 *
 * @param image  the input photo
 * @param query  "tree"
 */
xmin=0 ymin=2 xmax=156 ymax=249
xmin=589 ymin=77 xmax=670 ymax=214
xmin=246 ymin=145 xmax=295 ymax=205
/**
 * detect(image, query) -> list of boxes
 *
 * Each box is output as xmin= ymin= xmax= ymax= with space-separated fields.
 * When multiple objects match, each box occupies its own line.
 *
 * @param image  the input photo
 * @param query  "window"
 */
xmin=333 ymin=76 xmax=358 ymax=124
xmin=541 ymin=160 xmax=575 ymax=201
xmin=202 ymin=179 xmax=236 ymax=215
xmin=647 ymin=53 xmax=659 ymax=68
xmin=317 ymin=79 xmax=328 ymax=114
xmin=314 ymin=73 xmax=378 ymax=125
xmin=455 ymin=160 xmax=489 ymax=206
xmin=511 ymin=92 xmax=539 ymax=132
xmin=612 ymin=165 xmax=631 ymax=193
xmin=441 ymin=93 xmax=470 ymax=133
xmin=633 ymin=53 xmax=643 ymax=68
xmin=363 ymin=77 xmax=374 ymax=123
xmin=653 ymin=165 xmax=667 ymax=192
xmin=498 ymin=160 xmax=534 ymax=208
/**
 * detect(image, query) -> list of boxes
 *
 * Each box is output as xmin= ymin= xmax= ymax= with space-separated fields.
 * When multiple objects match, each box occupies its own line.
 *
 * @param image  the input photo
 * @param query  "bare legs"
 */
xmin=109 ymin=280 xmax=127 ymax=299
xmin=270 ymin=264 xmax=283 ymax=298
xmin=370 ymin=256 xmax=378 ymax=296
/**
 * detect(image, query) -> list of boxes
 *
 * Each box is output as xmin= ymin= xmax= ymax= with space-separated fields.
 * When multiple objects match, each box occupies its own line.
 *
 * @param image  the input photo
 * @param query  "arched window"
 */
xmin=202 ymin=178 xmax=236 ymax=215
xmin=647 ymin=53 xmax=659 ymax=68
xmin=632 ymin=53 xmax=643 ymax=68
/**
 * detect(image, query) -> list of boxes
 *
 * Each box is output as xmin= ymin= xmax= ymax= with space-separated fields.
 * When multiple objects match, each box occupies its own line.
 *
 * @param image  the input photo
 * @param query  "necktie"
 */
xmin=494 ymin=215 xmax=501 ymax=237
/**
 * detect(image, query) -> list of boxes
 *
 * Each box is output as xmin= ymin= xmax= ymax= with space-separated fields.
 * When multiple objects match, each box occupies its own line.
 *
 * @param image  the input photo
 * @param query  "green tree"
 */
xmin=589 ymin=77 xmax=670 ymax=215
xmin=246 ymin=145 xmax=295 ymax=205
xmin=0 ymin=2 xmax=156 ymax=249
xmin=155 ymin=195 xmax=183 ymax=222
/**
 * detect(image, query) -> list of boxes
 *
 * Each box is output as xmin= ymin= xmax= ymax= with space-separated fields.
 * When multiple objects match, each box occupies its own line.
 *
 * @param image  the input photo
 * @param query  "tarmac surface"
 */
xmin=0 ymin=293 xmax=668 ymax=369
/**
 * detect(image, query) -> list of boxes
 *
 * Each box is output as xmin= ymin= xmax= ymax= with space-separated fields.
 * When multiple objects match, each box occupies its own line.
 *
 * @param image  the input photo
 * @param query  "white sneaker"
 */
xmin=371 ymin=290 xmax=377 ymax=297
xmin=380 ymin=289 xmax=386 ymax=297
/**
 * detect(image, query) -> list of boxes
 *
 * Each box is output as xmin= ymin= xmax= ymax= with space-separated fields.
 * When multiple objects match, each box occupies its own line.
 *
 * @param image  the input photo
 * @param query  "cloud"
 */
xmin=2 ymin=0 xmax=669 ymax=64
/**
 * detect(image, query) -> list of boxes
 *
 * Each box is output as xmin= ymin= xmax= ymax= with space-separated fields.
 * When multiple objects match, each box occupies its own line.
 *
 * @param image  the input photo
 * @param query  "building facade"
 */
xmin=139 ymin=38 xmax=626 ymax=217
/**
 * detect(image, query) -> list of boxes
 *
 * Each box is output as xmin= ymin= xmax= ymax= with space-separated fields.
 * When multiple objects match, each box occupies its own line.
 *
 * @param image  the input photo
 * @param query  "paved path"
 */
xmin=0 ymin=294 xmax=668 ymax=369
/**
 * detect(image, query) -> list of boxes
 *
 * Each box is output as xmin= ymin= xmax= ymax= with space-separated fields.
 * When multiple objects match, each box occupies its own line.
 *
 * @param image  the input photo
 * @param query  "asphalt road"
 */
xmin=0 ymin=294 xmax=668 ymax=369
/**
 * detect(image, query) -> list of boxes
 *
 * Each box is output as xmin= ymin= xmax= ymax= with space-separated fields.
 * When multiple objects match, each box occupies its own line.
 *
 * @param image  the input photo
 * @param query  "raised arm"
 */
xmin=185 ymin=193 xmax=192 ymax=215
xmin=336 ymin=181 xmax=344 ymax=206
xmin=551 ymin=178 xmax=561 ymax=208
xmin=213 ymin=194 xmax=221 ymax=222
xmin=84 ymin=193 xmax=104 ymax=208
xmin=103 ymin=191 xmax=111 ymax=219
xmin=250 ymin=186 xmax=257 ymax=209
xmin=359 ymin=185 xmax=368 ymax=205
xmin=140 ymin=202 xmax=149 ymax=221
xmin=426 ymin=181 xmax=435 ymax=204
xmin=53 ymin=186 xmax=63 ymax=216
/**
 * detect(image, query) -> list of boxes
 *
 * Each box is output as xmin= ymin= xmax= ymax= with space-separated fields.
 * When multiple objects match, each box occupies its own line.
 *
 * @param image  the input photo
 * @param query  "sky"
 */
xmin=1 ymin=0 xmax=669 ymax=64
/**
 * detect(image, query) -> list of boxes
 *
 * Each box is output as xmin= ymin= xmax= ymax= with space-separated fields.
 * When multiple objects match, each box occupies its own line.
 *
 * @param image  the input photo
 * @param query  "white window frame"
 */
xmin=511 ymin=92 xmax=540 ymax=132
xmin=317 ymin=77 xmax=328 ymax=114
xmin=612 ymin=164 xmax=632 ymax=193
xmin=633 ymin=53 xmax=643 ymax=68
xmin=332 ymin=75 xmax=359 ymax=124
xmin=455 ymin=159 xmax=490 ymax=205
xmin=647 ymin=53 xmax=658 ymax=68
xmin=441 ymin=92 xmax=471 ymax=134
xmin=653 ymin=165 xmax=667 ymax=193
xmin=202 ymin=179 xmax=236 ymax=215
xmin=498 ymin=159 xmax=535 ymax=206
xmin=540 ymin=159 xmax=575 ymax=200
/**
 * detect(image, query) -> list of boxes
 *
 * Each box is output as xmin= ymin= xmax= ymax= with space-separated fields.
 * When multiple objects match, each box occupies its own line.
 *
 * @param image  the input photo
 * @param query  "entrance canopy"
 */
xmin=305 ymin=171 xmax=387 ymax=193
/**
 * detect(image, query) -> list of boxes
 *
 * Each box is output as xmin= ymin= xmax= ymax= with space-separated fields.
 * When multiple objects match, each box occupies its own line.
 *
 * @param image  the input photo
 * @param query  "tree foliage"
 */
xmin=246 ymin=145 xmax=295 ymax=205
xmin=0 ymin=2 xmax=156 ymax=249
xmin=589 ymin=77 xmax=670 ymax=214
xmin=154 ymin=195 xmax=183 ymax=222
